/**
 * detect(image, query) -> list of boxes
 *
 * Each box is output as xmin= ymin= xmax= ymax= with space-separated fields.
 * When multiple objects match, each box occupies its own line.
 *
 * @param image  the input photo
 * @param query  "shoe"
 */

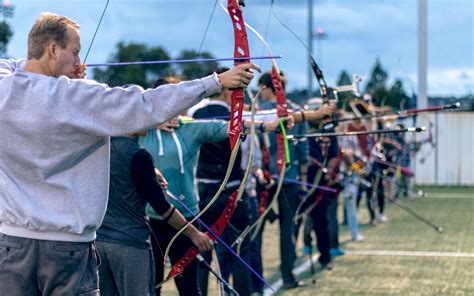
xmin=320 ymin=262 xmax=334 ymax=270
xmin=267 ymin=209 xmax=278 ymax=223
xmin=282 ymin=280 xmax=306 ymax=290
xmin=378 ymin=213 xmax=387 ymax=223
xmin=303 ymin=245 xmax=312 ymax=256
xmin=352 ymin=234 xmax=364 ymax=241
xmin=330 ymin=248 xmax=345 ymax=257
xmin=370 ymin=219 xmax=378 ymax=226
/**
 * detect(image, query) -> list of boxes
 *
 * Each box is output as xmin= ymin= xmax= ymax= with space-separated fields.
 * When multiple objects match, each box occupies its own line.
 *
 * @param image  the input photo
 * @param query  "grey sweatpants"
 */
xmin=0 ymin=233 xmax=99 ymax=295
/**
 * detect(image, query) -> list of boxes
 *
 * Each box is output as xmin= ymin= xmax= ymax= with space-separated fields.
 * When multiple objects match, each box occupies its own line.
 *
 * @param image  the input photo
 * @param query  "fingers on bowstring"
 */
xmin=239 ymin=62 xmax=261 ymax=74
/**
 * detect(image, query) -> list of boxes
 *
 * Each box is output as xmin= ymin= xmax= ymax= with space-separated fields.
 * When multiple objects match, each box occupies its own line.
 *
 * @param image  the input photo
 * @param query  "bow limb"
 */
xmin=160 ymin=168 xmax=275 ymax=292
xmin=162 ymin=0 xmax=251 ymax=271
xmin=219 ymin=4 xmax=291 ymax=244
xmin=269 ymin=1 xmax=334 ymax=103
xmin=157 ymin=190 xmax=241 ymax=288
xmin=293 ymin=151 xmax=330 ymax=224
xmin=418 ymin=118 xmax=436 ymax=164
xmin=232 ymin=89 xmax=258 ymax=254
xmin=249 ymin=69 xmax=291 ymax=241
xmin=162 ymin=138 xmax=241 ymax=264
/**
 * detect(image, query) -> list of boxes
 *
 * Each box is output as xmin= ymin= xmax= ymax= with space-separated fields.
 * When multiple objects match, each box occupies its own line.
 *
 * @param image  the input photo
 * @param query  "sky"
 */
xmin=3 ymin=0 xmax=473 ymax=97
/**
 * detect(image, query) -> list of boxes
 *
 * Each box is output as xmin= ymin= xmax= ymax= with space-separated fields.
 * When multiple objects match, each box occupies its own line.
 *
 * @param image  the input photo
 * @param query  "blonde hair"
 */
xmin=27 ymin=12 xmax=80 ymax=59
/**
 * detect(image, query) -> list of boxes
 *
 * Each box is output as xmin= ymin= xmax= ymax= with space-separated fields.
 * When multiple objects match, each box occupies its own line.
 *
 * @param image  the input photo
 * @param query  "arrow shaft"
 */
xmin=86 ymin=55 xmax=281 ymax=67
xmin=289 ymin=127 xmax=426 ymax=140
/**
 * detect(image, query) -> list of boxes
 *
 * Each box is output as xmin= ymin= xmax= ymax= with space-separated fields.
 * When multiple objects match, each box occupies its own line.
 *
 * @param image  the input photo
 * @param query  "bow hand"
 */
xmin=184 ymin=226 xmax=214 ymax=252
xmin=218 ymin=63 xmax=261 ymax=89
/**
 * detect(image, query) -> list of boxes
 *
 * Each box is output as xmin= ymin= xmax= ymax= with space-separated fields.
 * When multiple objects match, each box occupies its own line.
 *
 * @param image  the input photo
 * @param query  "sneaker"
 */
xmin=282 ymin=280 xmax=306 ymax=290
xmin=303 ymin=245 xmax=312 ymax=256
xmin=320 ymin=262 xmax=334 ymax=270
xmin=378 ymin=213 xmax=387 ymax=223
xmin=330 ymin=247 xmax=345 ymax=257
xmin=370 ymin=219 xmax=378 ymax=226
xmin=352 ymin=234 xmax=364 ymax=241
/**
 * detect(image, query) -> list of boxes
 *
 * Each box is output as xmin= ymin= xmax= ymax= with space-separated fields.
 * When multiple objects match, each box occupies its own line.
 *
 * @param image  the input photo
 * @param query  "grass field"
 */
xmin=162 ymin=186 xmax=474 ymax=295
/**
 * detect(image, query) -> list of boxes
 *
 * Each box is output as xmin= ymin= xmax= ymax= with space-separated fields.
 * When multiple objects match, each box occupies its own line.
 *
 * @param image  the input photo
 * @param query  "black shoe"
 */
xmin=282 ymin=280 xmax=306 ymax=290
xmin=267 ymin=209 xmax=278 ymax=223
xmin=320 ymin=262 xmax=334 ymax=270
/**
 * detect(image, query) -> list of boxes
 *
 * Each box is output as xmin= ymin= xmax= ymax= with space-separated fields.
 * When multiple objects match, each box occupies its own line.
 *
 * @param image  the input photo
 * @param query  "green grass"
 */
xmin=278 ymin=256 xmax=474 ymax=295
xmin=415 ymin=185 xmax=474 ymax=195
xmin=162 ymin=187 xmax=474 ymax=295
xmin=271 ymin=187 xmax=474 ymax=295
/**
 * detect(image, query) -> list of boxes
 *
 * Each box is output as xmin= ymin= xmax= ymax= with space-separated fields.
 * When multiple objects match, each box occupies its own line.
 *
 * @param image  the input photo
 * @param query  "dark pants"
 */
xmin=309 ymin=194 xmax=331 ymax=266
xmin=327 ymin=194 xmax=340 ymax=249
xmin=248 ymin=194 xmax=264 ymax=294
xmin=303 ymin=215 xmax=314 ymax=247
xmin=358 ymin=168 xmax=385 ymax=222
xmin=197 ymin=183 xmax=252 ymax=296
xmin=150 ymin=218 xmax=201 ymax=296
xmin=357 ymin=182 xmax=375 ymax=221
xmin=0 ymin=233 xmax=99 ymax=296
xmin=276 ymin=183 xmax=301 ymax=285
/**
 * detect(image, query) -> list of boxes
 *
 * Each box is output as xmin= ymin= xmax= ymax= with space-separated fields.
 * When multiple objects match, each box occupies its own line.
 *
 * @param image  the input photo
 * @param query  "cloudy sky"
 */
xmin=4 ymin=0 xmax=473 ymax=96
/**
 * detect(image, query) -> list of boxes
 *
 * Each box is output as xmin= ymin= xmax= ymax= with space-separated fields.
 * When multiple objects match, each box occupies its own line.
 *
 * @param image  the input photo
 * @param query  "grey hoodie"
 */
xmin=0 ymin=59 xmax=222 ymax=242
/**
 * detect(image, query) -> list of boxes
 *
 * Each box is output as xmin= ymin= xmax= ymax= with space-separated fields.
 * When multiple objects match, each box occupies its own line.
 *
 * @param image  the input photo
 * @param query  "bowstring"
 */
xmin=83 ymin=0 xmax=110 ymax=64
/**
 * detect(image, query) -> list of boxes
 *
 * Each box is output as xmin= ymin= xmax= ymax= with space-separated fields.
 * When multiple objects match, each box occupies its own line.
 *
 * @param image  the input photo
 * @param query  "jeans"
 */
xmin=343 ymin=182 xmax=360 ymax=239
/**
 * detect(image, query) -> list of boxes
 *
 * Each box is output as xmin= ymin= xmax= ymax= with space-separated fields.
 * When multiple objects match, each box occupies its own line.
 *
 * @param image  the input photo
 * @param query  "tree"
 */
xmin=93 ymin=42 xmax=173 ymax=88
xmin=174 ymin=49 xmax=218 ymax=80
xmin=0 ymin=21 xmax=12 ymax=57
xmin=0 ymin=2 xmax=15 ymax=58
xmin=365 ymin=58 xmax=389 ymax=106
xmin=387 ymin=79 xmax=410 ymax=111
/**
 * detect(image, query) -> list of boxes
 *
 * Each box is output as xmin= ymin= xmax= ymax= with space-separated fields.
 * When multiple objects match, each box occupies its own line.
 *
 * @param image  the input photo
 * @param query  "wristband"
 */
xmin=300 ymin=110 xmax=306 ymax=123
xmin=163 ymin=206 xmax=176 ymax=223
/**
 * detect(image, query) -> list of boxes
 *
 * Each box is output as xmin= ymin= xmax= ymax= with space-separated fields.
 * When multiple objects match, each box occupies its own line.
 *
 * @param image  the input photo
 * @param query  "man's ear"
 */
xmin=47 ymin=43 xmax=58 ymax=59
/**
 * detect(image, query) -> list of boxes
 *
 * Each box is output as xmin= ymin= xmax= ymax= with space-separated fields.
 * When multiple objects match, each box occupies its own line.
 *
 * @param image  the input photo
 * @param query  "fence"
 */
xmin=412 ymin=112 xmax=474 ymax=185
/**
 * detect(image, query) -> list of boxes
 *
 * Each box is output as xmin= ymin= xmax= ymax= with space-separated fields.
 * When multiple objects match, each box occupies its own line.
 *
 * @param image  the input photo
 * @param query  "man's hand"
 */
xmin=218 ymin=63 xmax=261 ymax=89
xmin=72 ymin=64 xmax=87 ymax=79
xmin=157 ymin=118 xmax=180 ymax=133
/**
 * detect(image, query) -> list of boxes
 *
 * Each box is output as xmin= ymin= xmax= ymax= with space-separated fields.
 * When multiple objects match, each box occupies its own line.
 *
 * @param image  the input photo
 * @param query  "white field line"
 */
xmin=422 ymin=193 xmax=473 ymax=199
xmin=263 ymin=249 xmax=474 ymax=295
xmin=345 ymin=249 xmax=474 ymax=257
xmin=264 ymin=253 xmax=320 ymax=295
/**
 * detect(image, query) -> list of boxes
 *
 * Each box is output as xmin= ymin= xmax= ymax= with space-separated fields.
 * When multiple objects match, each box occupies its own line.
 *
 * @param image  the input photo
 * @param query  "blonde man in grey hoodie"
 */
xmin=0 ymin=12 xmax=259 ymax=295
